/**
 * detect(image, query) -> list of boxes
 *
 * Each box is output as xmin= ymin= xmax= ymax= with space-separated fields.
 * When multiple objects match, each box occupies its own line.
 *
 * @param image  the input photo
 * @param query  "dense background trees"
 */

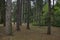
xmin=0 ymin=0 xmax=60 ymax=27
xmin=0 ymin=0 xmax=60 ymax=35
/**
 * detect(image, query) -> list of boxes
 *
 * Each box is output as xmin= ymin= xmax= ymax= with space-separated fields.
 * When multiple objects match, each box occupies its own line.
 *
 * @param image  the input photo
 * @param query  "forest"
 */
xmin=0 ymin=0 xmax=60 ymax=40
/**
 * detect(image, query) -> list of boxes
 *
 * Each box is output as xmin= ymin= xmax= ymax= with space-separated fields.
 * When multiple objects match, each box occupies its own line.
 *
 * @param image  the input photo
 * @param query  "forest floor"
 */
xmin=0 ymin=23 xmax=60 ymax=40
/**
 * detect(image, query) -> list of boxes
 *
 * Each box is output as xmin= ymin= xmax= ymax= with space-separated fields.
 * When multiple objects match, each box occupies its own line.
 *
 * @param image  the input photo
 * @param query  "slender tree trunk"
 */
xmin=19 ymin=0 xmax=22 ymax=26
xmin=21 ymin=0 xmax=23 ymax=24
xmin=22 ymin=0 xmax=24 ymax=23
xmin=5 ymin=0 xmax=12 ymax=35
xmin=26 ymin=0 xmax=30 ymax=29
xmin=3 ymin=0 xmax=6 ymax=27
xmin=20 ymin=0 xmax=23 ymax=25
xmin=47 ymin=0 xmax=51 ymax=35
xmin=52 ymin=0 xmax=55 ymax=26
xmin=35 ymin=1 xmax=38 ymax=24
xmin=16 ymin=0 xmax=21 ymax=31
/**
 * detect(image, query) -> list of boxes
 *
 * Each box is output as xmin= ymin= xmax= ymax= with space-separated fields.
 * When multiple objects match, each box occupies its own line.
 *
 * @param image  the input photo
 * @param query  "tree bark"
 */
xmin=16 ymin=0 xmax=23 ymax=31
xmin=47 ymin=0 xmax=51 ymax=35
xmin=26 ymin=0 xmax=30 ymax=29
xmin=16 ymin=0 xmax=21 ymax=31
xmin=3 ymin=0 xmax=6 ymax=27
xmin=5 ymin=0 xmax=12 ymax=35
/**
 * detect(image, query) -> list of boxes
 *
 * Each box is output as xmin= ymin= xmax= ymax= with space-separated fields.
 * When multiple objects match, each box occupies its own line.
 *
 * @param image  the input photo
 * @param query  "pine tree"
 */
xmin=5 ymin=0 xmax=12 ymax=35
xmin=26 ymin=0 xmax=31 ymax=29
xmin=16 ymin=0 xmax=22 ymax=31
xmin=47 ymin=0 xmax=51 ymax=35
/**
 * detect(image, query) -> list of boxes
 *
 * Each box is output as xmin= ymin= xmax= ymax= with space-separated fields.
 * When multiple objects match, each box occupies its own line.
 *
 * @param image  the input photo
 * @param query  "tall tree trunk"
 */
xmin=26 ymin=0 xmax=30 ymax=29
xmin=16 ymin=0 xmax=22 ymax=31
xmin=22 ymin=0 xmax=25 ymax=23
xmin=21 ymin=0 xmax=23 ymax=24
xmin=52 ymin=0 xmax=55 ymax=26
xmin=20 ymin=0 xmax=22 ymax=26
xmin=3 ymin=0 xmax=6 ymax=27
xmin=5 ymin=0 xmax=12 ymax=35
xmin=47 ymin=0 xmax=51 ymax=35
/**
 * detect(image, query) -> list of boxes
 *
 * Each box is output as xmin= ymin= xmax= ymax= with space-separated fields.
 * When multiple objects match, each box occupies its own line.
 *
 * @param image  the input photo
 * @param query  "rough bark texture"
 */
xmin=5 ymin=0 xmax=12 ymax=35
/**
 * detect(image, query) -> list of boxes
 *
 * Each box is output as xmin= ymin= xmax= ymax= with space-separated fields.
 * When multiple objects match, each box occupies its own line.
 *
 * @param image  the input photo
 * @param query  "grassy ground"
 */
xmin=0 ymin=24 xmax=60 ymax=40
